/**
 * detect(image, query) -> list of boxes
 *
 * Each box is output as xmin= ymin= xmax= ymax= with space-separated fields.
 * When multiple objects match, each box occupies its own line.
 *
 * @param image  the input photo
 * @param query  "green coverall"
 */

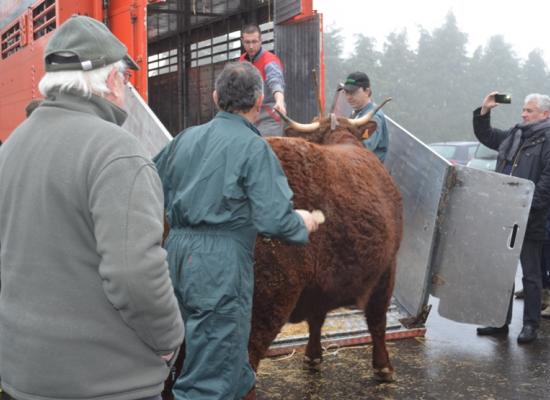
xmin=154 ymin=111 xmax=309 ymax=400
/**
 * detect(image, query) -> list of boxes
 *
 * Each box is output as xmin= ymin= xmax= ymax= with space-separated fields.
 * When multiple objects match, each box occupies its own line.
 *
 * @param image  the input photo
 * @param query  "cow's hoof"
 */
xmin=373 ymin=367 xmax=395 ymax=382
xmin=303 ymin=355 xmax=322 ymax=371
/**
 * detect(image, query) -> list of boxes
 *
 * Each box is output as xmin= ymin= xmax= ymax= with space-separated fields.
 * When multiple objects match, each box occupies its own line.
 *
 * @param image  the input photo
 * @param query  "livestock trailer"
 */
xmin=0 ymin=0 xmax=324 ymax=141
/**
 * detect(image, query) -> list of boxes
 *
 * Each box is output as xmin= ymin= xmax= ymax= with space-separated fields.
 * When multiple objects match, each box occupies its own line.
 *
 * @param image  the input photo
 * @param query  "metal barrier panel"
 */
xmin=431 ymin=166 xmax=533 ymax=326
xmin=385 ymin=116 xmax=534 ymax=326
xmin=122 ymin=84 xmax=172 ymax=158
xmin=385 ymin=117 xmax=449 ymax=317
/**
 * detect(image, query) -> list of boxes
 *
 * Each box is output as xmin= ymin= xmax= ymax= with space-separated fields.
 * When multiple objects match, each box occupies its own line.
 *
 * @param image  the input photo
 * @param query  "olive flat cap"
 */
xmin=44 ymin=15 xmax=139 ymax=72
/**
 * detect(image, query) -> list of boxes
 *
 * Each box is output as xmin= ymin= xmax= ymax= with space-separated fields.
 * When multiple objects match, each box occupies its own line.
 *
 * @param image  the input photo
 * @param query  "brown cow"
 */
xmin=163 ymin=104 xmax=403 ymax=399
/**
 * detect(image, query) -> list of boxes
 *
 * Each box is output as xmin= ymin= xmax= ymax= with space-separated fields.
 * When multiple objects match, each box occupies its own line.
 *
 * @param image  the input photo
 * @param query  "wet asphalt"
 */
xmin=256 ymin=292 xmax=550 ymax=399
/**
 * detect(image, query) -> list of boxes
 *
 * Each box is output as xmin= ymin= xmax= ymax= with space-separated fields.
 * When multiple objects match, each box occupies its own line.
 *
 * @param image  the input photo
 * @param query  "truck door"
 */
xmin=274 ymin=0 xmax=321 ymax=123
xmin=386 ymin=118 xmax=533 ymax=326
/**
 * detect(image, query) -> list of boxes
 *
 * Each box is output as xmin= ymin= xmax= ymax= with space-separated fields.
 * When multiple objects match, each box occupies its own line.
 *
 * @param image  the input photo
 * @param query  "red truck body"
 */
xmin=0 ymin=0 xmax=152 ymax=141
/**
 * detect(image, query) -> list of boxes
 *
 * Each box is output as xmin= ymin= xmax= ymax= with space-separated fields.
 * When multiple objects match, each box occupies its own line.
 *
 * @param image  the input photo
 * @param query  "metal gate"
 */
xmin=146 ymin=0 xmax=320 ymax=136
xmin=385 ymin=118 xmax=533 ymax=326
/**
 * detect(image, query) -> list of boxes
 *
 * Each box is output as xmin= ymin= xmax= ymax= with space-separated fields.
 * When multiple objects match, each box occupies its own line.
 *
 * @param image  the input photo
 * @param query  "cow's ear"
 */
xmin=361 ymin=121 xmax=378 ymax=139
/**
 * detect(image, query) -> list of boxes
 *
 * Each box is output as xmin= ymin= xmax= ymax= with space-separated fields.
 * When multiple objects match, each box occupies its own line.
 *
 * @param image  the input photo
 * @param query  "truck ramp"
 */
xmin=267 ymin=304 xmax=426 ymax=357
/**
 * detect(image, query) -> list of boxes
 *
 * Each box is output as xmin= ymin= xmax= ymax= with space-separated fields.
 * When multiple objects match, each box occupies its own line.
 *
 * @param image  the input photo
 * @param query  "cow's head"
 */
xmin=277 ymin=98 xmax=391 ymax=146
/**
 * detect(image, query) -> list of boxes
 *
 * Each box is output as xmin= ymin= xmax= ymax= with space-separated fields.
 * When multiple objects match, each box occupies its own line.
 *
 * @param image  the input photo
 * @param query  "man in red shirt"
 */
xmin=240 ymin=24 xmax=286 ymax=136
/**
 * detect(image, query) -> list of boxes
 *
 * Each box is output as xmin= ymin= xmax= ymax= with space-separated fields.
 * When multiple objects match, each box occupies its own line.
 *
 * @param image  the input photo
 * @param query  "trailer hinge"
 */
xmin=399 ymin=304 xmax=432 ymax=329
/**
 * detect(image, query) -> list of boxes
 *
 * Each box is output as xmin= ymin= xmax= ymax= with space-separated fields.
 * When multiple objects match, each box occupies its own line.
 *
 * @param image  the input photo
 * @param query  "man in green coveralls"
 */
xmin=154 ymin=62 xmax=319 ymax=400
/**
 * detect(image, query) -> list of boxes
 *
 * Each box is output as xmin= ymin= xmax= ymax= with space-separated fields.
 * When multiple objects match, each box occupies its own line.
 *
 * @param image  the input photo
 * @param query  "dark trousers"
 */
xmin=520 ymin=239 xmax=543 ymax=328
xmin=503 ymin=239 xmax=543 ymax=328
xmin=541 ymin=241 xmax=550 ymax=289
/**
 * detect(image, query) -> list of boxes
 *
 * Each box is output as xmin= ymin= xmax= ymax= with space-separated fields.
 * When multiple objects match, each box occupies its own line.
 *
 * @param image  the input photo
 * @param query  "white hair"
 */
xmin=524 ymin=93 xmax=550 ymax=112
xmin=38 ymin=60 xmax=126 ymax=98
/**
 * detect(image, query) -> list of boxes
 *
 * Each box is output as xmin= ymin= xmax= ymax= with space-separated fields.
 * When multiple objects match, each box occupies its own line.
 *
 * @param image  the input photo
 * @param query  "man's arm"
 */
xmin=244 ymin=139 xmax=310 ymax=243
xmin=265 ymin=62 xmax=286 ymax=115
xmin=273 ymin=92 xmax=286 ymax=115
xmin=362 ymin=112 xmax=386 ymax=152
xmin=472 ymin=108 xmax=510 ymax=151
xmin=473 ymin=92 xmax=510 ymax=150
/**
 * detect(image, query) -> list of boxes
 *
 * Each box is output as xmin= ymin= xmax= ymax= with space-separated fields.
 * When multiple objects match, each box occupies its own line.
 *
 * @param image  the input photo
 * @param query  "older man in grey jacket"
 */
xmin=0 ymin=15 xmax=184 ymax=400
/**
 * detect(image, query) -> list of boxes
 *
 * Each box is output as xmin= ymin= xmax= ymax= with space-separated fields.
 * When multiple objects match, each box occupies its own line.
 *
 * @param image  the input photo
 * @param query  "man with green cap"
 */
xmin=343 ymin=71 xmax=389 ymax=162
xmin=154 ymin=61 xmax=319 ymax=400
xmin=0 ymin=15 xmax=184 ymax=400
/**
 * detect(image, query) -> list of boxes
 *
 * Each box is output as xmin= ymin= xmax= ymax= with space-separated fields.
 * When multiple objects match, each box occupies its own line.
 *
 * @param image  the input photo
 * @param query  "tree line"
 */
xmin=324 ymin=12 xmax=550 ymax=144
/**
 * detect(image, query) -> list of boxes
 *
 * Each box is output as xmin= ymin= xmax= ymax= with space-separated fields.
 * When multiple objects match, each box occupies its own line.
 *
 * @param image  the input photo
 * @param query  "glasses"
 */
xmin=118 ymin=67 xmax=132 ymax=84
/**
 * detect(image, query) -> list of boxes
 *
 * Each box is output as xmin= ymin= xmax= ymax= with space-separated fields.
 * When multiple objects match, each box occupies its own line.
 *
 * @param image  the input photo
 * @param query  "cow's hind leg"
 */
xmin=303 ymin=313 xmax=327 ymax=371
xmin=364 ymin=266 xmax=395 ymax=382
xmin=248 ymin=284 xmax=304 ymax=371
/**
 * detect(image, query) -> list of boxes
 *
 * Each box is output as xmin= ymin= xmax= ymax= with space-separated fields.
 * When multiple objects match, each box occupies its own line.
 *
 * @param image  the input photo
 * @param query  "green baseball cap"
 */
xmin=44 ymin=15 xmax=139 ymax=72
xmin=343 ymin=71 xmax=370 ymax=92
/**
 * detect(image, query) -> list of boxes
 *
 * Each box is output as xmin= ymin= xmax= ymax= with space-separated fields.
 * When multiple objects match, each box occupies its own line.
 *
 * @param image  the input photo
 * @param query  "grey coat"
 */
xmin=0 ymin=90 xmax=184 ymax=400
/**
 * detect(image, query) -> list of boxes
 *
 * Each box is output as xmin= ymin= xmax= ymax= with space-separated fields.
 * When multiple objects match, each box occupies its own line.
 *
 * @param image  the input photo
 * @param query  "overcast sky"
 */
xmin=313 ymin=0 xmax=550 ymax=65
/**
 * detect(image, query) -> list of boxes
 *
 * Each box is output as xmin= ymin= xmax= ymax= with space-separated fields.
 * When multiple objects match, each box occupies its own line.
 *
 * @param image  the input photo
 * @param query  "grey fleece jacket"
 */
xmin=0 ymin=90 xmax=184 ymax=400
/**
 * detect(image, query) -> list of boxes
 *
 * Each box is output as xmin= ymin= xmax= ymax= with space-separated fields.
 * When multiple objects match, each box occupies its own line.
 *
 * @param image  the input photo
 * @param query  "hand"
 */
xmin=295 ymin=209 xmax=320 ymax=233
xmin=480 ymin=91 xmax=499 ymax=115
xmin=160 ymin=352 xmax=174 ymax=362
xmin=273 ymin=92 xmax=287 ymax=116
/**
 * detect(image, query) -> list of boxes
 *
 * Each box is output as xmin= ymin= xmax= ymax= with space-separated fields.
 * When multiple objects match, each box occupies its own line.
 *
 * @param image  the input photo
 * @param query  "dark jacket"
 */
xmin=473 ymin=107 xmax=550 ymax=240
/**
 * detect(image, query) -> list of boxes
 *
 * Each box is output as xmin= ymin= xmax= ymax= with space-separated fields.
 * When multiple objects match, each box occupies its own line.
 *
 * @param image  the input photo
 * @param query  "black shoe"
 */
xmin=517 ymin=325 xmax=538 ymax=344
xmin=476 ymin=325 xmax=509 ymax=336
xmin=515 ymin=289 xmax=524 ymax=299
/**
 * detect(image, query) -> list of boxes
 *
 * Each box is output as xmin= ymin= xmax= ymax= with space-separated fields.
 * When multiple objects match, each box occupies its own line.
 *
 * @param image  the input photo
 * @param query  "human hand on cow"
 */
xmin=295 ymin=209 xmax=320 ymax=233
xmin=480 ymin=91 xmax=500 ymax=115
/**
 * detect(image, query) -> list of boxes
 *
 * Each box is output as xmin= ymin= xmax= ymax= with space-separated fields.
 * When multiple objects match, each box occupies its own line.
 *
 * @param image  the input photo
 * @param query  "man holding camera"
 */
xmin=473 ymin=92 xmax=550 ymax=344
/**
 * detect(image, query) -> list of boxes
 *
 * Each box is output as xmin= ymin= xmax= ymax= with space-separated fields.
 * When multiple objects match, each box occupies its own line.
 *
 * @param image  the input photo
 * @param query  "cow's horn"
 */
xmin=348 ymin=98 xmax=392 ymax=127
xmin=274 ymin=108 xmax=320 ymax=133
